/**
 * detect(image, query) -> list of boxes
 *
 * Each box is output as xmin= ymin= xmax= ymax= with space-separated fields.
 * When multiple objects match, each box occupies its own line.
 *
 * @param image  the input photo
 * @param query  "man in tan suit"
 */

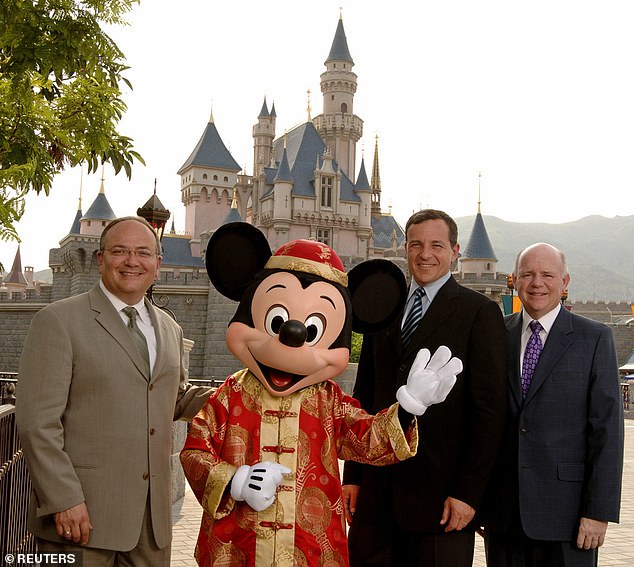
xmin=16 ymin=217 xmax=211 ymax=566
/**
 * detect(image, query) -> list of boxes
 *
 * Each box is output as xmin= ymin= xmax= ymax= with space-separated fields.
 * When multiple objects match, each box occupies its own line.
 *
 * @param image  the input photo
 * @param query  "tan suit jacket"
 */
xmin=16 ymin=285 xmax=210 ymax=551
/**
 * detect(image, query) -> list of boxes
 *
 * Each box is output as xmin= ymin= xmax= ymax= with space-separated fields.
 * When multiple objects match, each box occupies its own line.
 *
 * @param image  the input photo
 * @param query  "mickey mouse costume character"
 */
xmin=180 ymin=222 xmax=462 ymax=567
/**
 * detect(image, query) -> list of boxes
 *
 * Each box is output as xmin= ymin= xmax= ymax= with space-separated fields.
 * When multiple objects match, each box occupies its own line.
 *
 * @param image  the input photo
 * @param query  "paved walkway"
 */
xmin=171 ymin=421 xmax=634 ymax=566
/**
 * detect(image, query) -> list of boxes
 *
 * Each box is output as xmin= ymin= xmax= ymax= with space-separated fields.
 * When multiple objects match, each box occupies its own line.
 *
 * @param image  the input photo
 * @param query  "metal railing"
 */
xmin=623 ymin=382 xmax=631 ymax=412
xmin=1 ymin=372 xmax=17 ymax=405
xmin=1 ymin=404 xmax=36 ymax=561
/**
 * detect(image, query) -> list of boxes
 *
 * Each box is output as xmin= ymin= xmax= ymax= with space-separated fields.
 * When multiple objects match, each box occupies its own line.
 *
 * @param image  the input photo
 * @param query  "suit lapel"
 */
xmin=523 ymin=308 xmax=574 ymax=405
xmin=400 ymin=277 xmax=458 ymax=357
xmin=505 ymin=313 xmax=523 ymax=408
xmin=146 ymin=299 xmax=166 ymax=382
xmin=89 ymin=286 xmax=151 ymax=381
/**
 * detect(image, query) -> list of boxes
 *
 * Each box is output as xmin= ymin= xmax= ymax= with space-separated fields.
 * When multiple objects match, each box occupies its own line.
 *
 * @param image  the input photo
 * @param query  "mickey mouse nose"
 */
xmin=279 ymin=320 xmax=307 ymax=348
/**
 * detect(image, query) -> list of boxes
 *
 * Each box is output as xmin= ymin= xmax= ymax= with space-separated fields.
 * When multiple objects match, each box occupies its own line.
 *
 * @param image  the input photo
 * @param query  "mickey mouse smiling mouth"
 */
xmin=225 ymin=271 xmax=351 ymax=398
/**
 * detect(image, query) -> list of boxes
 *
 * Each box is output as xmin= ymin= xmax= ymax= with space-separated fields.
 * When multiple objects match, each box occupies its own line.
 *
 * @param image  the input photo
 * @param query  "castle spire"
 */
xmin=477 ymin=171 xmax=482 ymax=214
xmin=370 ymin=134 xmax=382 ymax=215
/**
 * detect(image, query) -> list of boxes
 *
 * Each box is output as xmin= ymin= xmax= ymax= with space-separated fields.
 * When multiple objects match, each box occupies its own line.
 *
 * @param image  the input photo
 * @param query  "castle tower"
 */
xmin=4 ymin=246 xmax=28 ymax=296
xmin=370 ymin=134 xmax=382 ymax=217
xmin=355 ymin=154 xmax=372 ymax=233
xmin=80 ymin=174 xmax=116 ymax=236
xmin=460 ymin=175 xmax=498 ymax=276
xmin=272 ymin=144 xmax=294 ymax=248
xmin=178 ymin=107 xmax=241 ymax=257
xmin=313 ymin=15 xmax=363 ymax=179
xmin=253 ymin=97 xmax=276 ymax=177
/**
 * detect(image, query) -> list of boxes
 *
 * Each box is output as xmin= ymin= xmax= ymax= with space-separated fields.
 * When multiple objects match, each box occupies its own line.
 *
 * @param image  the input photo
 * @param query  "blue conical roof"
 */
xmin=274 ymin=147 xmax=293 ymax=183
xmin=69 ymin=208 xmax=82 ymax=234
xmin=355 ymin=158 xmax=370 ymax=192
xmin=82 ymin=187 xmax=116 ymax=221
xmin=462 ymin=213 xmax=497 ymax=260
xmin=178 ymin=119 xmax=241 ymax=173
xmin=326 ymin=18 xmax=353 ymax=64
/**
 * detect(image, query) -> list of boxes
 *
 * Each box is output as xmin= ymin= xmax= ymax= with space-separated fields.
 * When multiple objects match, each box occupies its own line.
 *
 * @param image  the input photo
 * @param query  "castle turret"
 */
xmin=272 ymin=145 xmax=294 ymax=247
xmin=313 ymin=15 xmax=363 ymax=179
xmin=80 ymin=175 xmax=116 ymax=237
xmin=253 ymin=97 xmax=276 ymax=177
xmin=370 ymin=134 xmax=382 ymax=217
xmin=355 ymin=155 xmax=371 ymax=232
xmin=178 ymin=107 xmax=241 ymax=257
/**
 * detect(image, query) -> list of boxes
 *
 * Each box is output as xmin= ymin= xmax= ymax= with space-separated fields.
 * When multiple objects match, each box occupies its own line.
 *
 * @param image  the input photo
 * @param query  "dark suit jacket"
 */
xmin=16 ymin=285 xmax=211 ymax=551
xmin=485 ymin=308 xmax=623 ymax=541
xmin=343 ymin=276 xmax=507 ymax=532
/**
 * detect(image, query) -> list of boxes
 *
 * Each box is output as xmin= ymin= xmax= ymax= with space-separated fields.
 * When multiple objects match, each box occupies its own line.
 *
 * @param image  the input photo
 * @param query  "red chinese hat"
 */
xmin=265 ymin=239 xmax=348 ymax=287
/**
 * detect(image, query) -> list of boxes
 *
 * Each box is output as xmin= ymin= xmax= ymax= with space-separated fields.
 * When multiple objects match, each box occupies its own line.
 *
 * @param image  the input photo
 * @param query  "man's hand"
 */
xmin=55 ymin=502 xmax=93 ymax=545
xmin=440 ymin=497 xmax=475 ymax=532
xmin=396 ymin=346 xmax=462 ymax=415
xmin=577 ymin=517 xmax=608 ymax=549
xmin=342 ymin=484 xmax=360 ymax=525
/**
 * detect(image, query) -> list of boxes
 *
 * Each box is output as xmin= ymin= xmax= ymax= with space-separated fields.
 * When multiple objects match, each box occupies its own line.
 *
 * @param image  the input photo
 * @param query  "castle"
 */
xmin=1 ymin=16 xmax=633 ymax=380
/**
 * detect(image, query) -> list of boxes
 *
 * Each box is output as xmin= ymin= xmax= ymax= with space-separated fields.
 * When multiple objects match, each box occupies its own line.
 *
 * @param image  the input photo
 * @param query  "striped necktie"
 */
xmin=123 ymin=306 xmax=151 ymax=377
xmin=521 ymin=320 xmax=543 ymax=398
xmin=401 ymin=287 xmax=425 ymax=347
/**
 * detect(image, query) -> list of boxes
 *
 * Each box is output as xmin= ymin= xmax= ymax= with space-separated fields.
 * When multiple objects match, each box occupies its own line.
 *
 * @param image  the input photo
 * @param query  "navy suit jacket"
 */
xmin=485 ymin=307 xmax=623 ymax=541
xmin=343 ymin=276 xmax=507 ymax=532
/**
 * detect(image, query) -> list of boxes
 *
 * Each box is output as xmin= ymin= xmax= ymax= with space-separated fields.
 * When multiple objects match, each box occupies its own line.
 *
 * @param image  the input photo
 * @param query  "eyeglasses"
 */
xmin=103 ymin=247 xmax=158 ymax=259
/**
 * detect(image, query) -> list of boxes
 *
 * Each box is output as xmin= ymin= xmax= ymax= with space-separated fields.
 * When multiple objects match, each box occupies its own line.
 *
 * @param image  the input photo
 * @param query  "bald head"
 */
xmin=512 ymin=243 xmax=570 ymax=320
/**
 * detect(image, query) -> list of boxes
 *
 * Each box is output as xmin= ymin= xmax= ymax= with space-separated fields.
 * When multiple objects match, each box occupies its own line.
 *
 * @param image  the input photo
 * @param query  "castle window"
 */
xmin=320 ymin=176 xmax=333 ymax=208
xmin=224 ymin=176 xmax=229 ymax=182
xmin=317 ymin=228 xmax=331 ymax=246
xmin=213 ymin=175 xmax=218 ymax=181
xmin=203 ymin=174 xmax=208 ymax=180
xmin=341 ymin=103 xmax=347 ymax=113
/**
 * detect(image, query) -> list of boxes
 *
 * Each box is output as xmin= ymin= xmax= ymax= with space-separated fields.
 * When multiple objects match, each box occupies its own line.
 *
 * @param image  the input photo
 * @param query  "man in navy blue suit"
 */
xmin=484 ymin=242 xmax=624 ymax=567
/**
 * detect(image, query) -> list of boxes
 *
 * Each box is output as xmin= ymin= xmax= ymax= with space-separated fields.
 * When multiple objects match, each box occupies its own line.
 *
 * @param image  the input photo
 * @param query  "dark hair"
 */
xmin=405 ymin=209 xmax=458 ymax=248
xmin=99 ymin=216 xmax=161 ymax=254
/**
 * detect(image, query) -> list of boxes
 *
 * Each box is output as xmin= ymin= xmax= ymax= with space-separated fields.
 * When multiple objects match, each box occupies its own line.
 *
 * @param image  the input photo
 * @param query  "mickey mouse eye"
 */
xmin=264 ymin=305 xmax=289 ymax=336
xmin=304 ymin=314 xmax=326 ymax=345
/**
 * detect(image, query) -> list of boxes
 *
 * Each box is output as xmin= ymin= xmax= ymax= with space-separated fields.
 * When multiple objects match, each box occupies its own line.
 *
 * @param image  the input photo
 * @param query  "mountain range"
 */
xmin=23 ymin=215 xmax=631 ymax=303
xmin=455 ymin=214 xmax=634 ymax=302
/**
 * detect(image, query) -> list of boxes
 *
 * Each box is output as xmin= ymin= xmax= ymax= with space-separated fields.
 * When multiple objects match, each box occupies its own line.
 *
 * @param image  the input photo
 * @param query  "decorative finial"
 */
xmin=154 ymin=178 xmax=158 ymax=195
xmin=78 ymin=164 xmax=83 ymax=210
xmin=340 ymin=5 xmax=343 ymax=20
xmin=284 ymin=130 xmax=288 ymax=149
xmin=209 ymin=102 xmax=214 ymax=124
xmin=306 ymin=89 xmax=311 ymax=121
xmin=99 ymin=164 xmax=105 ymax=194
xmin=477 ymin=171 xmax=482 ymax=214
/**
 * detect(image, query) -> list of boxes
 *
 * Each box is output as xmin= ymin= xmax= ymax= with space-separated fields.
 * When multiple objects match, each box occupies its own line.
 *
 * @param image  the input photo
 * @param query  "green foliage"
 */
xmin=350 ymin=331 xmax=363 ymax=363
xmin=0 ymin=0 xmax=143 ymax=243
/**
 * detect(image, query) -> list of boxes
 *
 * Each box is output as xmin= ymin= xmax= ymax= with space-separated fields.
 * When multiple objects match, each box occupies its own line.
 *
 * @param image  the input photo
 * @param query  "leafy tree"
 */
xmin=350 ymin=331 xmax=363 ymax=364
xmin=0 ymin=0 xmax=144 ymax=247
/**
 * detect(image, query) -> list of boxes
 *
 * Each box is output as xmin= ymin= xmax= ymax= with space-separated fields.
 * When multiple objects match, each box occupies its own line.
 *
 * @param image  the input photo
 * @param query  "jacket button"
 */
xmin=148 ymin=384 xmax=154 ymax=391
xmin=150 ymin=428 xmax=155 ymax=435
xmin=520 ymin=427 xmax=528 ymax=435
xmin=143 ymin=473 xmax=150 ymax=480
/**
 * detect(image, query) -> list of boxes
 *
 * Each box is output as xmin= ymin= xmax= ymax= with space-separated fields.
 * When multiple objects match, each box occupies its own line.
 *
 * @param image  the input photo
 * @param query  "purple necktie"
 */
xmin=521 ymin=320 xmax=543 ymax=399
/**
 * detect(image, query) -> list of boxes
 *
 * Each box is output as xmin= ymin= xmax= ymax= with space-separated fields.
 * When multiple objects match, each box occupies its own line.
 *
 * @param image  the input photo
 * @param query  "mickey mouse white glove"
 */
xmin=396 ymin=345 xmax=463 ymax=416
xmin=230 ymin=461 xmax=291 ymax=512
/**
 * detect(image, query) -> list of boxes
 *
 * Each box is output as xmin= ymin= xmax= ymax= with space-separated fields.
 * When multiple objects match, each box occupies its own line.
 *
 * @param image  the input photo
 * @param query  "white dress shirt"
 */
xmin=99 ymin=281 xmax=158 ymax=375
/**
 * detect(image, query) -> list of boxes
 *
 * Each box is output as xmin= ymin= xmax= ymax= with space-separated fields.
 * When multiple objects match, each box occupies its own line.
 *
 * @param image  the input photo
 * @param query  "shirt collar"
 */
xmin=407 ymin=271 xmax=451 ymax=304
xmin=99 ymin=280 xmax=149 ymax=324
xmin=521 ymin=303 xmax=561 ymax=334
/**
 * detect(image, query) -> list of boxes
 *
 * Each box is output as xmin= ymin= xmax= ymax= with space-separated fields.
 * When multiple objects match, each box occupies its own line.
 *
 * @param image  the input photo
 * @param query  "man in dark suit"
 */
xmin=342 ymin=209 xmax=507 ymax=567
xmin=484 ymin=242 xmax=624 ymax=567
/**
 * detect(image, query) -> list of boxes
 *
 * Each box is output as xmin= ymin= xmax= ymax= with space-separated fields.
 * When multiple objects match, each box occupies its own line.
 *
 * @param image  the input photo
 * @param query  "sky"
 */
xmin=2 ymin=0 xmax=634 ymax=272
